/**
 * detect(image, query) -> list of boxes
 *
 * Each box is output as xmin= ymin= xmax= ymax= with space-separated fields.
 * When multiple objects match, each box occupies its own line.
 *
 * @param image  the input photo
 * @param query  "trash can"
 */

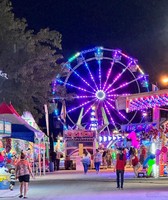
xmin=49 ymin=162 xmax=54 ymax=172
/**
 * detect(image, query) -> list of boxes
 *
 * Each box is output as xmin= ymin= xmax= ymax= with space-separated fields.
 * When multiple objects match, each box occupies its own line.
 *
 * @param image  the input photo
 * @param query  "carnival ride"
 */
xmin=54 ymin=47 xmax=150 ymax=134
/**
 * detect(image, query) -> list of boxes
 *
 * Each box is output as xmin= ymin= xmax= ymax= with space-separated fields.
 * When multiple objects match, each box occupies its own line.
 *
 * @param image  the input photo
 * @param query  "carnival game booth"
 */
xmin=0 ymin=121 xmax=11 ymax=189
xmin=0 ymin=102 xmax=45 ymax=176
xmin=22 ymin=111 xmax=49 ymax=173
xmin=119 ymin=121 xmax=168 ymax=178
xmin=64 ymin=129 xmax=97 ymax=170
xmin=115 ymin=88 xmax=168 ymax=178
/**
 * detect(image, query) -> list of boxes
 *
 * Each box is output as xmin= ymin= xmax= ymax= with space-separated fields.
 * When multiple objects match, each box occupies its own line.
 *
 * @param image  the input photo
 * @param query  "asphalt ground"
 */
xmin=1 ymin=168 xmax=168 ymax=199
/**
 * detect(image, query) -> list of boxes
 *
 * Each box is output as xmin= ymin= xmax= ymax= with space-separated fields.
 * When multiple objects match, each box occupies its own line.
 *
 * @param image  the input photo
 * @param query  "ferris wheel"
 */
xmin=56 ymin=47 xmax=149 ymax=132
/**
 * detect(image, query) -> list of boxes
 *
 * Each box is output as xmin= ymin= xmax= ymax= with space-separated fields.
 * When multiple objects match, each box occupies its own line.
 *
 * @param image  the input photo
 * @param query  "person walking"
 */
xmin=9 ymin=169 xmax=16 ymax=190
xmin=102 ymin=149 xmax=107 ymax=167
xmin=51 ymin=151 xmax=56 ymax=171
xmin=116 ymin=148 xmax=126 ymax=189
xmin=131 ymin=152 xmax=141 ymax=177
xmin=106 ymin=150 xmax=112 ymax=168
xmin=55 ymin=150 xmax=61 ymax=171
xmin=15 ymin=152 xmax=34 ymax=199
xmin=139 ymin=145 xmax=147 ymax=165
xmin=81 ymin=151 xmax=90 ymax=174
xmin=93 ymin=149 xmax=102 ymax=173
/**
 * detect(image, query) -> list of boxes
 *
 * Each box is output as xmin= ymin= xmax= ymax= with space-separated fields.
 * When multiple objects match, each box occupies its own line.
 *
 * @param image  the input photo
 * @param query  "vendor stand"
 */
xmin=0 ymin=120 xmax=11 ymax=189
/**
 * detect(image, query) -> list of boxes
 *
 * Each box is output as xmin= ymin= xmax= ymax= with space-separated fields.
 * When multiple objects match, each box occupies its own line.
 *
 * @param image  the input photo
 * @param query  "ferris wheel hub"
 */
xmin=96 ymin=90 xmax=106 ymax=100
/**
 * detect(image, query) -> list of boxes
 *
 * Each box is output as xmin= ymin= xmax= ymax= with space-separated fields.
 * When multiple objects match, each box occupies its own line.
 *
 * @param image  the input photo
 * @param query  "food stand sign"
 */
xmin=64 ymin=130 xmax=96 ymax=141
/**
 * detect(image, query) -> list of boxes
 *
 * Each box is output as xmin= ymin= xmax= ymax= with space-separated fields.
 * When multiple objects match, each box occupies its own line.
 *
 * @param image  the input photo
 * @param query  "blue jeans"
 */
xmin=116 ymin=170 xmax=124 ymax=188
xmin=83 ymin=163 xmax=89 ymax=174
xmin=94 ymin=162 xmax=101 ymax=172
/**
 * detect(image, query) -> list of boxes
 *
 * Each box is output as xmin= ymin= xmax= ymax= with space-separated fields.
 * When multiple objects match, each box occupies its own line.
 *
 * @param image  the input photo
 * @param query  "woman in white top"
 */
xmin=94 ymin=149 xmax=102 ymax=173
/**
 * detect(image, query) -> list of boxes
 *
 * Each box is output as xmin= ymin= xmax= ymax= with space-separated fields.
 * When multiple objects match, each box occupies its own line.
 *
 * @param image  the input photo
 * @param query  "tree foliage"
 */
xmin=0 ymin=0 xmax=64 ymax=121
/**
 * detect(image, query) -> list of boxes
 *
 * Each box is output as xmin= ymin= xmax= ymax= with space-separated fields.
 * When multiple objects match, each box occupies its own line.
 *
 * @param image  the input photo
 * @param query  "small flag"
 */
xmin=60 ymin=100 xmax=66 ymax=122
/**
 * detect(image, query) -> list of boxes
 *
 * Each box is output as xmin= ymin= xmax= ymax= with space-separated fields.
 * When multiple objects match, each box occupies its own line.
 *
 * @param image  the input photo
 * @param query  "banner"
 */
xmin=121 ymin=122 xmax=157 ymax=132
xmin=64 ymin=130 xmax=96 ymax=141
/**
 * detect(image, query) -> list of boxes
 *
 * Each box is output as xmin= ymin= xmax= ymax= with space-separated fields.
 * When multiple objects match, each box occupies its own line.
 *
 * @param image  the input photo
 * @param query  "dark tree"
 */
xmin=0 ymin=0 xmax=64 ymax=121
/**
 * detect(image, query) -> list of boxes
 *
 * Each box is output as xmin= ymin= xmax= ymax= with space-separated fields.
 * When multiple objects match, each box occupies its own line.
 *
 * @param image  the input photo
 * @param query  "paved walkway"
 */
xmin=32 ymin=168 xmax=168 ymax=183
xmin=0 ymin=189 xmax=19 ymax=198
xmin=1 ymin=169 xmax=168 ymax=198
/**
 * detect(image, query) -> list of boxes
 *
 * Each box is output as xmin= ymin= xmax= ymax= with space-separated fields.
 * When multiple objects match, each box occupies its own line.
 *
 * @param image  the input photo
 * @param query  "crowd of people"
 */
xmin=0 ymin=145 xmax=147 ymax=196
xmin=80 ymin=145 xmax=147 ymax=189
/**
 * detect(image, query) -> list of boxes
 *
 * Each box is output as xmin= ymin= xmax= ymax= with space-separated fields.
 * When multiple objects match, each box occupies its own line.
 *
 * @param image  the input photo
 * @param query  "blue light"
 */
xmin=63 ymin=125 xmax=68 ymax=130
xmin=54 ymin=109 xmax=59 ymax=116
xmin=95 ymin=47 xmax=103 ymax=60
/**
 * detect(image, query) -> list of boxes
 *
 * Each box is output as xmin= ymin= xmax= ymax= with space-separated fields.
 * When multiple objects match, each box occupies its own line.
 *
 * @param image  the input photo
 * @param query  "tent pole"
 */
xmin=32 ymin=142 xmax=35 ymax=177
xmin=38 ymin=139 xmax=41 ymax=176
xmin=43 ymin=140 xmax=45 ymax=175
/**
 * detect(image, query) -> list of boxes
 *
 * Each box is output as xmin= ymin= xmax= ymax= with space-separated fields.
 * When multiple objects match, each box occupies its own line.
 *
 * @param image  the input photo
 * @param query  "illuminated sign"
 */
xmin=121 ymin=122 xmax=157 ymax=132
xmin=64 ymin=130 xmax=96 ymax=141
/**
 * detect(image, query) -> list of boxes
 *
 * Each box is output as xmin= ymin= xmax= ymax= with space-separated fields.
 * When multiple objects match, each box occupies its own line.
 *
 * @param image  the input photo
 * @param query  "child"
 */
xmin=9 ymin=169 xmax=15 ymax=190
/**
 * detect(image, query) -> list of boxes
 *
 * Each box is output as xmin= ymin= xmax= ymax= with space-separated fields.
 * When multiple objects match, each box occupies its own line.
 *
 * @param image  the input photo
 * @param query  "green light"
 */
xmin=68 ymin=52 xmax=80 ymax=62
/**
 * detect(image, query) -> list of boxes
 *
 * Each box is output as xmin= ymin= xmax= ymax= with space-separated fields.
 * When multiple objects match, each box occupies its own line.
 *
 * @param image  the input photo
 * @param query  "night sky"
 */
xmin=11 ymin=0 xmax=168 ymax=84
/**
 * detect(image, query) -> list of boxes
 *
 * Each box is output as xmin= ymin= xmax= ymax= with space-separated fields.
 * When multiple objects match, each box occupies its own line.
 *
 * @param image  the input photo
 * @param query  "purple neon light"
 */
xmin=57 ymin=79 xmax=95 ymax=95
xmin=67 ymin=98 xmax=96 ymax=113
xmin=104 ymin=102 xmax=118 ymax=130
xmin=76 ymin=95 xmax=96 ymax=99
xmin=65 ymin=63 xmax=96 ymax=92
xmin=107 ymin=61 xmax=133 ymax=90
xmin=105 ymin=62 xmax=143 ymax=93
xmin=129 ymin=94 xmax=168 ymax=111
xmin=106 ymin=99 xmax=129 ymax=121
xmin=103 ymin=61 xmax=115 ymax=91
xmin=107 ymin=94 xmax=119 ymax=97
xmin=82 ymin=101 xmax=98 ymax=118
xmin=102 ymin=51 xmax=119 ymax=91
xmin=107 ymin=82 xmax=129 ymax=93
xmin=98 ymin=60 xmax=102 ymax=90
xmin=81 ymin=54 xmax=99 ymax=91
xmin=107 ymin=75 xmax=144 ymax=94
xmin=121 ymin=52 xmax=133 ymax=60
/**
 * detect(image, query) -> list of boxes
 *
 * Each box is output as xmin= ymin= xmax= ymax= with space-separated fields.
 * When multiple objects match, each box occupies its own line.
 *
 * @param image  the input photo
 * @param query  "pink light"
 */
xmin=104 ymin=103 xmax=117 ymax=128
xmin=103 ymin=61 xmax=114 ymax=90
xmin=107 ymin=75 xmax=143 ymax=93
xmin=98 ymin=60 xmax=102 ymax=90
xmin=63 ymin=81 xmax=95 ymax=94
xmin=76 ymin=95 xmax=96 ymax=99
xmin=107 ymin=94 xmax=118 ymax=97
xmin=121 ymin=52 xmax=132 ymax=59
xmin=129 ymin=93 xmax=168 ymax=110
xmin=82 ymin=54 xmax=99 ymax=91
xmin=105 ymin=61 xmax=133 ymax=92
xmin=82 ymin=101 xmax=98 ymax=118
xmin=105 ymin=99 xmax=115 ymax=109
